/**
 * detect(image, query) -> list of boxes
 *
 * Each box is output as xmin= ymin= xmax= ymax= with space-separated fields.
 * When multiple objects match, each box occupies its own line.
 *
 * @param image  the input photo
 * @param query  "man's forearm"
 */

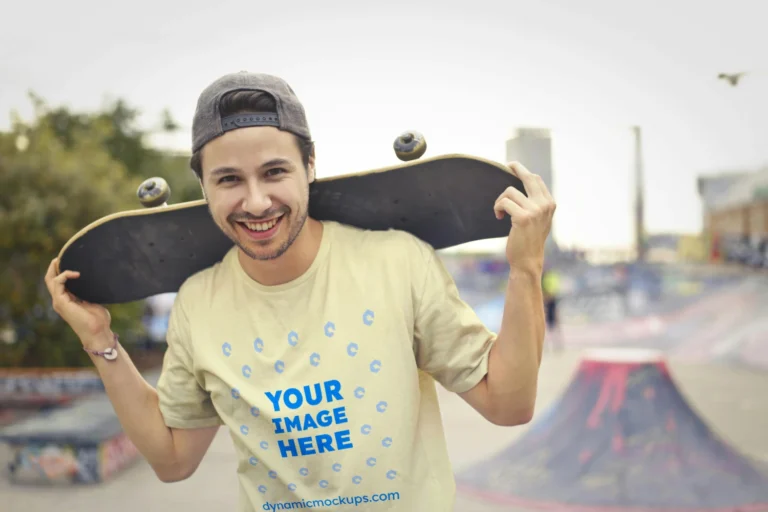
xmin=85 ymin=333 xmax=182 ymax=479
xmin=484 ymin=267 xmax=545 ymax=423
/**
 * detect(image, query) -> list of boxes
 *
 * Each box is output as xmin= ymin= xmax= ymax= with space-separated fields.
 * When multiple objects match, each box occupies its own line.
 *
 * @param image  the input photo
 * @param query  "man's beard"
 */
xmin=215 ymin=203 xmax=309 ymax=262
xmin=239 ymin=207 xmax=308 ymax=261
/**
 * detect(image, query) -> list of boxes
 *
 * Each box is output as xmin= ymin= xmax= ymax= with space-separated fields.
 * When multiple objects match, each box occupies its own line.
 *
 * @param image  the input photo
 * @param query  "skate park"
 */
xmin=3 ymin=129 xmax=768 ymax=512
xmin=452 ymin=259 xmax=768 ymax=511
xmin=3 ymin=252 xmax=768 ymax=512
xmin=3 ymin=3 xmax=768 ymax=511
xmin=3 ymin=116 xmax=768 ymax=512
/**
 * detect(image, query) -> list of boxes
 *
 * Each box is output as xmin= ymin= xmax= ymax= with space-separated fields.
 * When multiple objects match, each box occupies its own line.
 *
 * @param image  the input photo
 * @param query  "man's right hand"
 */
xmin=45 ymin=258 xmax=113 ymax=349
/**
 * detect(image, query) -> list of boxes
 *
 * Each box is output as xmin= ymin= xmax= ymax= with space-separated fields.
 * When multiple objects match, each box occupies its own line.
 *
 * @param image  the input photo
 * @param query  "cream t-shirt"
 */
xmin=155 ymin=221 xmax=496 ymax=511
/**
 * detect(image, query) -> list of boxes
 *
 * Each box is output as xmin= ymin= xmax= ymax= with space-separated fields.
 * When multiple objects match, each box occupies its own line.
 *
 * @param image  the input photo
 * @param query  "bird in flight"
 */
xmin=717 ymin=72 xmax=747 ymax=86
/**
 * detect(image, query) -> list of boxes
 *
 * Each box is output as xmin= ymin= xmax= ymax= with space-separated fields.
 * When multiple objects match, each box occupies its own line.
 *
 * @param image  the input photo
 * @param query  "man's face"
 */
xmin=199 ymin=126 xmax=315 ymax=261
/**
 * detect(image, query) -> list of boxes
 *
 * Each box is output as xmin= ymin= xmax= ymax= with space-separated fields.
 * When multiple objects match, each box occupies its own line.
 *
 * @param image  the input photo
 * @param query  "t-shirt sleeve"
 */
xmin=411 ymin=240 xmax=497 ymax=394
xmin=155 ymin=293 xmax=223 ymax=429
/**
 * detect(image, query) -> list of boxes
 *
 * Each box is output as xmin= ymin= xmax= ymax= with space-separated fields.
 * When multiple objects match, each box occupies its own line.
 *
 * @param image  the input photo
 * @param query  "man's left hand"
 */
xmin=493 ymin=161 xmax=556 ymax=274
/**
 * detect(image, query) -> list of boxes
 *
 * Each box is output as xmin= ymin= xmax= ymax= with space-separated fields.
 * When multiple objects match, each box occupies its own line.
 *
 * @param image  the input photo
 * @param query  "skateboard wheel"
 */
xmin=137 ymin=177 xmax=171 ymax=207
xmin=393 ymin=131 xmax=426 ymax=161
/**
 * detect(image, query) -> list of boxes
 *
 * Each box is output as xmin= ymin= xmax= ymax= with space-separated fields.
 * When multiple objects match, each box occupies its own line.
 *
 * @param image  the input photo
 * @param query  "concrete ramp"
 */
xmin=0 ymin=372 xmax=160 ymax=484
xmin=455 ymin=348 xmax=768 ymax=510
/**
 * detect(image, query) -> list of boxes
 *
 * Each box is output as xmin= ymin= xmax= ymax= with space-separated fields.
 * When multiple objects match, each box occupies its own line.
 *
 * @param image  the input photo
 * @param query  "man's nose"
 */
xmin=241 ymin=181 xmax=272 ymax=215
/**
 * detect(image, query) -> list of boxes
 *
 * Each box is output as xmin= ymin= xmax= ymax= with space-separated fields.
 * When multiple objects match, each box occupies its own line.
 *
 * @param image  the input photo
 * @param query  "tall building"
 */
xmin=505 ymin=128 xmax=557 ymax=253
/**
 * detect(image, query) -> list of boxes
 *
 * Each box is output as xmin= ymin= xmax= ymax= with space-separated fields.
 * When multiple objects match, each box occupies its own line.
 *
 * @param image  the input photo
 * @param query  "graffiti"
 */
xmin=100 ymin=433 xmax=140 ymax=481
xmin=9 ymin=433 xmax=140 ymax=484
xmin=455 ymin=355 xmax=768 ymax=509
xmin=0 ymin=369 xmax=103 ymax=403
xmin=74 ymin=446 xmax=101 ymax=483
xmin=10 ymin=444 xmax=82 ymax=483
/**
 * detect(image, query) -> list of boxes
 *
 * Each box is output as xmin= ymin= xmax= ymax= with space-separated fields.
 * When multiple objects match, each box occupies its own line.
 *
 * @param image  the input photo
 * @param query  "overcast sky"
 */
xmin=2 ymin=0 xmax=766 ymax=251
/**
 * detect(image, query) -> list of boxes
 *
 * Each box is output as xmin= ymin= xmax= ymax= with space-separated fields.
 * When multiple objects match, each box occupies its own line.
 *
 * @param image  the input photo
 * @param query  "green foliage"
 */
xmin=0 ymin=93 xmax=199 ymax=368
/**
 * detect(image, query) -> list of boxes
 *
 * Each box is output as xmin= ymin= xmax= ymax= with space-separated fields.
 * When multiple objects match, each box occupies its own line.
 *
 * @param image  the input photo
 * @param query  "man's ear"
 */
xmin=307 ymin=151 xmax=316 ymax=184
xmin=198 ymin=178 xmax=207 ymax=201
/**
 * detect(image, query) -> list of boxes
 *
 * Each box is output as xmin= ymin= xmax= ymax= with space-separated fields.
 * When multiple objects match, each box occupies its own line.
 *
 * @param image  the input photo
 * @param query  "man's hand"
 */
xmin=44 ymin=258 xmax=113 ymax=349
xmin=493 ymin=162 xmax=556 ymax=274
xmin=457 ymin=161 xmax=554 ymax=426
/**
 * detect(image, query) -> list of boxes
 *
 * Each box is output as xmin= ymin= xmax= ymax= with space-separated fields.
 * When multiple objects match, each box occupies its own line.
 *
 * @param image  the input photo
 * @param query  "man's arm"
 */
xmin=459 ymin=268 xmax=544 ymax=426
xmin=459 ymin=161 xmax=554 ymax=426
xmin=45 ymin=260 xmax=220 ymax=481
xmin=85 ymin=332 xmax=218 ymax=482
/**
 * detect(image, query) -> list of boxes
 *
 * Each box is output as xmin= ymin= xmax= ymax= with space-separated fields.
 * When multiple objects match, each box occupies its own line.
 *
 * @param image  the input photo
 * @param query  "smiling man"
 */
xmin=45 ymin=71 xmax=556 ymax=511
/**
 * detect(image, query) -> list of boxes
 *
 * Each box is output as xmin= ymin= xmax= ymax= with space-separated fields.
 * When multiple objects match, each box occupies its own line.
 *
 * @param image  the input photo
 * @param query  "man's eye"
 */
xmin=218 ymin=175 xmax=238 ymax=184
xmin=266 ymin=168 xmax=286 ymax=177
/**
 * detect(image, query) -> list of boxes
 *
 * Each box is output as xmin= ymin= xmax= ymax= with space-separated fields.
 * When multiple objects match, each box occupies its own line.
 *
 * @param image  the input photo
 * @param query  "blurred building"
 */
xmin=506 ymin=128 xmax=558 ymax=254
xmin=641 ymin=233 xmax=707 ymax=263
xmin=698 ymin=166 xmax=768 ymax=265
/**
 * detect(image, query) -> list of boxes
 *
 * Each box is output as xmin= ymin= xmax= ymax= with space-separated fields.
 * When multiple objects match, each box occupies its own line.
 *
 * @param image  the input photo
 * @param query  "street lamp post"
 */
xmin=633 ymin=125 xmax=646 ymax=262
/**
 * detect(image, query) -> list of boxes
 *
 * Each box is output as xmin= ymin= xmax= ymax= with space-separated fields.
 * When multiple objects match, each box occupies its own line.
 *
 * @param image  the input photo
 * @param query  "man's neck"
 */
xmin=237 ymin=218 xmax=325 ymax=286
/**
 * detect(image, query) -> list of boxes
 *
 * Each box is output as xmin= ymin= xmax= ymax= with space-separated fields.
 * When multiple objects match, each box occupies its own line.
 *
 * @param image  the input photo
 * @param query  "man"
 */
xmin=45 ymin=71 xmax=555 ymax=511
xmin=542 ymin=265 xmax=563 ymax=351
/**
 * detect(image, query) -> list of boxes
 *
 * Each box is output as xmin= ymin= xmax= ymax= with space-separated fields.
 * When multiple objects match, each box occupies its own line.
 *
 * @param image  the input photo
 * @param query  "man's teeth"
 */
xmin=244 ymin=216 xmax=281 ymax=232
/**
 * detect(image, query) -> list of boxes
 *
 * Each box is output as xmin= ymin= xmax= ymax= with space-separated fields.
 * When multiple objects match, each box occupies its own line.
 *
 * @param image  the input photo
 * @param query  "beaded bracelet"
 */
xmin=83 ymin=333 xmax=119 ymax=361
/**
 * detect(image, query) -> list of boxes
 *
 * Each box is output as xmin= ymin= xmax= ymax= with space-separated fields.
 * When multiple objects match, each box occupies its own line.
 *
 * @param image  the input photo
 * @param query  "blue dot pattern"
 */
xmin=227 ymin=308 xmax=398 ymax=500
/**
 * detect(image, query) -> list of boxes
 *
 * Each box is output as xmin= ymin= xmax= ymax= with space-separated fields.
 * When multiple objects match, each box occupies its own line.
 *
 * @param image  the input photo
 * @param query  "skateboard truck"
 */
xmin=393 ymin=130 xmax=427 ymax=161
xmin=136 ymin=177 xmax=171 ymax=208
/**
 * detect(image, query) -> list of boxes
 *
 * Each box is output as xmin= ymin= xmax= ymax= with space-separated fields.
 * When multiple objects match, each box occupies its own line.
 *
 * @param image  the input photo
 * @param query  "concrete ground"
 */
xmin=3 ymin=348 xmax=768 ymax=512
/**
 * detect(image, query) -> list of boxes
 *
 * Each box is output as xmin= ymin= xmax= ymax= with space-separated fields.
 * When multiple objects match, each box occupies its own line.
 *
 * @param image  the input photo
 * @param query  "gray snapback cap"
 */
xmin=191 ymin=71 xmax=311 ymax=153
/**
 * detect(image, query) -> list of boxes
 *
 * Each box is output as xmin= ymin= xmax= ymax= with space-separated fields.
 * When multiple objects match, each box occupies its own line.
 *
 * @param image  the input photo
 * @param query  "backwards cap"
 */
xmin=191 ymin=71 xmax=311 ymax=153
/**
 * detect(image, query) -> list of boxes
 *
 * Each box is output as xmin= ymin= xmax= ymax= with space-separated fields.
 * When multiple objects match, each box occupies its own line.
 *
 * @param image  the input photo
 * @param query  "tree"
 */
xmin=0 ymin=93 xmax=200 ymax=368
xmin=28 ymin=92 xmax=202 ymax=203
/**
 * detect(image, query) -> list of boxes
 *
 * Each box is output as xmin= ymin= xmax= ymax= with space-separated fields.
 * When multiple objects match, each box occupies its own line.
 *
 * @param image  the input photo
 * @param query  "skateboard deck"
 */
xmin=57 ymin=154 xmax=524 ymax=304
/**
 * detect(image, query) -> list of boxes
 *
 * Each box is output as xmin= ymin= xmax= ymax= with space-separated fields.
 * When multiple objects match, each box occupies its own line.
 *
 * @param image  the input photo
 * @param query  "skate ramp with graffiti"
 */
xmin=455 ymin=348 xmax=768 ymax=511
xmin=0 ymin=371 xmax=160 ymax=484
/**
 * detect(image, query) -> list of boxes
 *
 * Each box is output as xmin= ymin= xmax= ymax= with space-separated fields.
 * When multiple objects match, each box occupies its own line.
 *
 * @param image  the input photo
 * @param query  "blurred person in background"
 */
xmin=542 ymin=264 xmax=563 ymax=351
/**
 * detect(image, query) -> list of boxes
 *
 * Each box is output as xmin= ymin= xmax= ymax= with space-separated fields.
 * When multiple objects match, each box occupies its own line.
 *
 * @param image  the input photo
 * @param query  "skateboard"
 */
xmin=57 ymin=133 xmax=525 ymax=304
